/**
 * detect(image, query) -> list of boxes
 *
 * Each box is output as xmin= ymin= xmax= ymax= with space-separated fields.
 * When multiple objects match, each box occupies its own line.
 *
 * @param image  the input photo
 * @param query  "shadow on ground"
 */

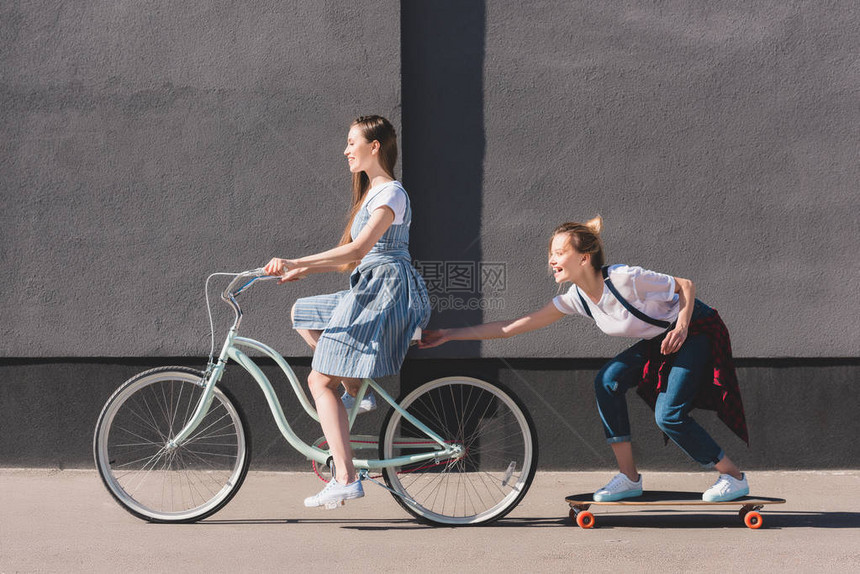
xmin=200 ymin=511 xmax=860 ymax=530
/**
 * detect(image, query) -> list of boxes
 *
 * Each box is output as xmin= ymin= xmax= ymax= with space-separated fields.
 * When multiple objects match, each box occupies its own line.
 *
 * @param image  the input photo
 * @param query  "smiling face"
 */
xmin=343 ymin=125 xmax=379 ymax=174
xmin=549 ymin=232 xmax=586 ymax=284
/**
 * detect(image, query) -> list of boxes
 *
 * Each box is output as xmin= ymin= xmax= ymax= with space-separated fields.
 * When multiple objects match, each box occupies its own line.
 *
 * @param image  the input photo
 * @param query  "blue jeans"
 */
xmin=594 ymin=320 xmax=724 ymax=468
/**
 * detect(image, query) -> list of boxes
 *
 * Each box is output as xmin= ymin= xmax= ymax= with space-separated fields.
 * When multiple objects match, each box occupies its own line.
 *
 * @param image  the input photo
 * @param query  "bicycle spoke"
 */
xmin=382 ymin=379 xmax=535 ymax=525
xmin=124 ymin=396 xmax=170 ymax=441
xmin=96 ymin=370 xmax=248 ymax=522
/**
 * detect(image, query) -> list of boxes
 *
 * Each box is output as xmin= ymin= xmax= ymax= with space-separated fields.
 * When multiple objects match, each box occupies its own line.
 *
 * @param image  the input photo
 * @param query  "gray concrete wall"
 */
xmin=3 ymin=1 xmax=858 ymax=360
xmin=1 ymin=1 xmax=402 ymax=357
xmin=445 ymin=0 xmax=859 ymax=360
xmin=2 ymin=2 xmax=858 ymax=469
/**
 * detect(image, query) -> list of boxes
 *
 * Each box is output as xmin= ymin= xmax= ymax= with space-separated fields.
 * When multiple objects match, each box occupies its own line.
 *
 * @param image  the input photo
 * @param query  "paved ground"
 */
xmin=1 ymin=469 xmax=859 ymax=573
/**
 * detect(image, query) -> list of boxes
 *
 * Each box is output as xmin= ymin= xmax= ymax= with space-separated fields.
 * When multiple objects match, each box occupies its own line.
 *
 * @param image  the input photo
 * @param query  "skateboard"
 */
xmin=565 ymin=490 xmax=786 ymax=529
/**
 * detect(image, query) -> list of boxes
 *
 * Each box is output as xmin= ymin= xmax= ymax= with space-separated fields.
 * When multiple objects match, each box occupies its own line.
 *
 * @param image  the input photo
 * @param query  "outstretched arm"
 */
xmin=419 ymin=301 xmax=565 ymax=348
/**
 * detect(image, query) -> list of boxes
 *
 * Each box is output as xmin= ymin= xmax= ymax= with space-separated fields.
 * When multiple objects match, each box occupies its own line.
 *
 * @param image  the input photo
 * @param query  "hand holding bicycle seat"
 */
xmin=416 ymin=329 xmax=451 ymax=349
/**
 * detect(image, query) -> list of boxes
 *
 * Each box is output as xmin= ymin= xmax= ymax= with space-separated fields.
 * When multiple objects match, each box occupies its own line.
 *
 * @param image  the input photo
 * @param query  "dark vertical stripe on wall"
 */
xmin=400 ymin=2 xmax=488 ymax=394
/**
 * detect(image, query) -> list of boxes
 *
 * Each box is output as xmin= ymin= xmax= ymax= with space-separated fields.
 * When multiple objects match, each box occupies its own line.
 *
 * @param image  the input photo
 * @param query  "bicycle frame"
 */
xmin=167 ymin=270 xmax=462 ymax=470
xmin=94 ymin=268 xmax=538 ymax=527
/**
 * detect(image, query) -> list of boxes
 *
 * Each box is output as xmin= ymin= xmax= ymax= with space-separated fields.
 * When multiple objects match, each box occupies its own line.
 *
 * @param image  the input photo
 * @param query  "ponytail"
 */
xmin=584 ymin=215 xmax=603 ymax=235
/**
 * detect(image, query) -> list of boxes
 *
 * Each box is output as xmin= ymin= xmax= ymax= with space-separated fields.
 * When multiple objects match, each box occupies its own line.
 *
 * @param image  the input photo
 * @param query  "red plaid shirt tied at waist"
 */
xmin=637 ymin=310 xmax=749 ymax=445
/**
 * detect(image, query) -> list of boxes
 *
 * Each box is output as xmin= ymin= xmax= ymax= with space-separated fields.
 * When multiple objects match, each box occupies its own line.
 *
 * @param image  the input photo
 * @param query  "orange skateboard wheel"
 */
xmin=744 ymin=511 xmax=763 ymax=529
xmin=576 ymin=511 xmax=596 ymax=529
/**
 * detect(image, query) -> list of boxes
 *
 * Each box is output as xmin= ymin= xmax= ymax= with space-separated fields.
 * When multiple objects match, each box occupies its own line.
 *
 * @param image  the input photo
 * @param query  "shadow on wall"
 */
xmin=401 ymin=1 xmax=491 ymax=392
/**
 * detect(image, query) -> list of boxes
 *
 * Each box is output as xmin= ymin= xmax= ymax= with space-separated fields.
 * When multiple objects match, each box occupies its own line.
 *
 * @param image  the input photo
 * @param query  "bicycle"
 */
xmin=93 ymin=269 xmax=538 ymax=526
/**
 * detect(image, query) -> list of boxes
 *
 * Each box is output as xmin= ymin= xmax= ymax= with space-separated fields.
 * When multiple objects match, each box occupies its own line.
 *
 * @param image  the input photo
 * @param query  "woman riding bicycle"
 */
xmin=421 ymin=216 xmax=751 ymax=503
xmin=264 ymin=115 xmax=431 ymax=507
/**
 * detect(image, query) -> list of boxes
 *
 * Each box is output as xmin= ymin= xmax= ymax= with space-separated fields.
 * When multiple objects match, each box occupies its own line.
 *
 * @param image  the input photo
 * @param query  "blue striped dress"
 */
xmin=291 ymin=181 xmax=431 ymax=378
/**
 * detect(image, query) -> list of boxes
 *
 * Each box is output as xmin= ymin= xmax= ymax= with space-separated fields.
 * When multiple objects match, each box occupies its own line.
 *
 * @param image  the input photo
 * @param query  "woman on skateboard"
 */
xmin=264 ymin=115 xmax=431 ymax=507
xmin=420 ymin=216 xmax=750 ymax=502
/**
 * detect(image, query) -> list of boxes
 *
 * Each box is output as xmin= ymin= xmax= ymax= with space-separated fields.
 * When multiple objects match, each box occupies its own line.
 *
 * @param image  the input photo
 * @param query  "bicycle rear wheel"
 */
xmin=93 ymin=367 xmax=251 ymax=523
xmin=379 ymin=376 xmax=538 ymax=526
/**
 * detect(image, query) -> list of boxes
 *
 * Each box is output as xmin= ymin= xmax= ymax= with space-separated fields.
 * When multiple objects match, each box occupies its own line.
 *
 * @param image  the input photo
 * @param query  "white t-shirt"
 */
xmin=552 ymin=264 xmax=679 ymax=339
xmin=361 ymin=181 xmax=408 ymax=224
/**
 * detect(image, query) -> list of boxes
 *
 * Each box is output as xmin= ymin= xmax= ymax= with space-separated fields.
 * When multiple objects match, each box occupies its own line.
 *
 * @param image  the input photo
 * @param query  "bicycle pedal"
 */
xmin=324 ymin=499 xmax=345 ymax=510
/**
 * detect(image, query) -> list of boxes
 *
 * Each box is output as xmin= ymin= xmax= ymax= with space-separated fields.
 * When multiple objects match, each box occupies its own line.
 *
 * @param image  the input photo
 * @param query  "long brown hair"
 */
xmin=550 ymin=216 xmax=605 ymax=271
xmin=337 ymin=115 xmax=398 ymax=272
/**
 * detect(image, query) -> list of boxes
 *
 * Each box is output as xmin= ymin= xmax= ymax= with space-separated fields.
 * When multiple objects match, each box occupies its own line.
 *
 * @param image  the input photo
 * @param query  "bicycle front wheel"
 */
xmin=93 ymin=367 xmax=251 ymax=523
xmin=379 ymin=376 xmax=538 ymax=526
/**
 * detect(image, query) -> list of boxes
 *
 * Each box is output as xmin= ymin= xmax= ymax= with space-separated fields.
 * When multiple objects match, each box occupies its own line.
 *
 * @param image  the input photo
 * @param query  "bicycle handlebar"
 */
xmin=221 ymin=268 xmax=280 ymax=301
xmin=203 ymin=268 xmax=286 ymax=364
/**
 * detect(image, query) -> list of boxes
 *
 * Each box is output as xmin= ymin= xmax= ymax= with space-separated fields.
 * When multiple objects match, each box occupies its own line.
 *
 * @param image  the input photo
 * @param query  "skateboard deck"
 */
xmin=565 ymin=490 xmax=786 ymax=529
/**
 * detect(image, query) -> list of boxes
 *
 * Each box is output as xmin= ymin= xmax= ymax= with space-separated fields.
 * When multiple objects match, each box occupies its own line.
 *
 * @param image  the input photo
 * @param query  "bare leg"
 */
xmin=715 ymin=455 xmax=743 ymax=480
xmin=292 ymin=306 xmax=361 ymax=399
xmin=610 ymin=441 xmax=640 ymax=482
xmin=307 ymin=370 xmax=357 ymax=484
xmin=296 ymin=328 xmax=321 ymax=350
xmin=296 ymin=328 xmax=363 ymax=403
xmin=291 ymin=303 xmax=322 ymax=350
xmin=298 ymin=330 xmax=361 ymax=400
xmin=341 ymin=379 xmax=363 ymax=397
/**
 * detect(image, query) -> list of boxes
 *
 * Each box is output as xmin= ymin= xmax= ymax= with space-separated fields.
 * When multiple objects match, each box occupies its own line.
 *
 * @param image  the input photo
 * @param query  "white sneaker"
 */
xmin=593 ymin=472 xmax=643 ymax=502
xmin=341 ymin=390 xmax=377 ymax=414
xmin=304 ymin=478 xmax=365 ymax=508
xmin=702 ymin=473 xmax=749 ymax=502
